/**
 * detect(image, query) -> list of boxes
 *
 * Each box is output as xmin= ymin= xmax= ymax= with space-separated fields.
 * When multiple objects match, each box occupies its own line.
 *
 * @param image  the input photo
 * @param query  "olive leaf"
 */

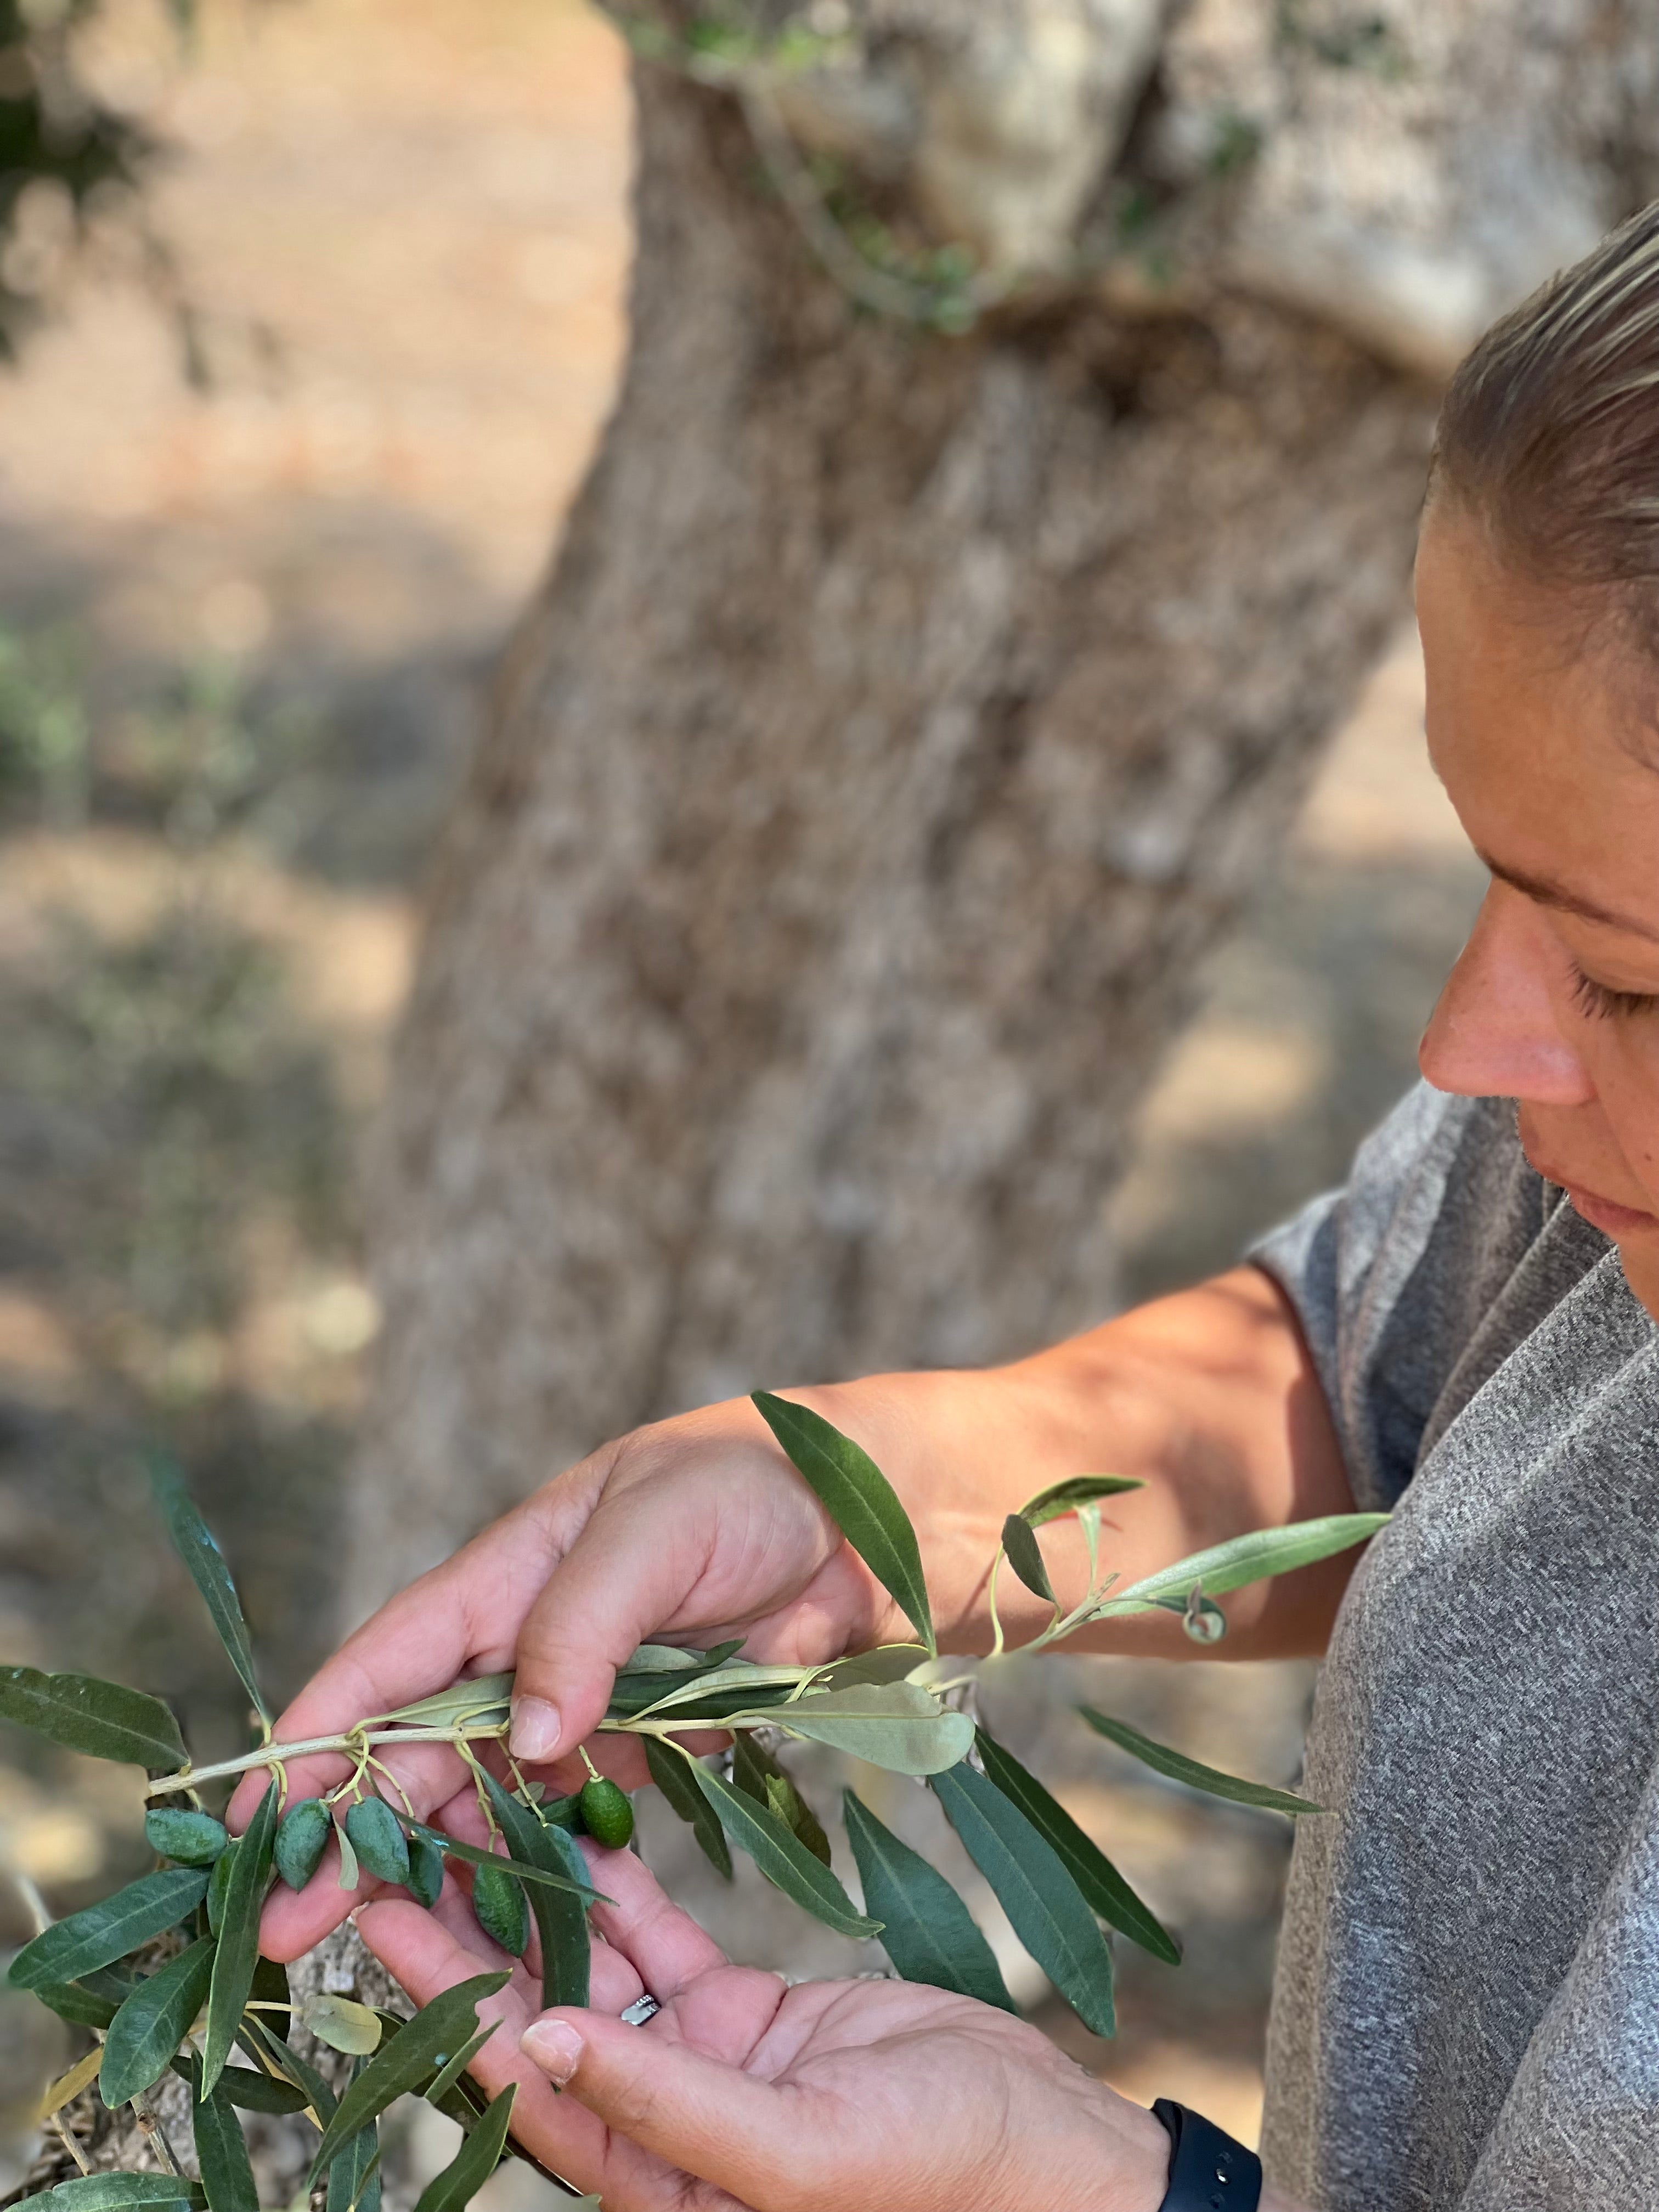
xmin=930 ymin=1761 xmax=1115 ymax=2038
xmin=398 ymin=1818 xmax=603 ymax=1904
xmin=374 ymin=1674 xmax=514 ymax=1729
xmin=644 ymin=1737 xmax=732 ymax=1879
xmin=813 ymin=1645 xmax=930 ymax=1689
xmin=100 ymin=1937 xmax=216 ymax=2107
xmin=325 ymin=2061 xmax=382 ymax=2212
xmin=0 ymin=1667 xmax=186 ymax=1773
xmin=31 ymin=2177 xmax=205 ymax=2210
xmin=733 ymin=1683 xmax=974 ymax=1778
xmin=477 ymin=1771 xmax=590 ymax=2010
xmin=423 ymin=2020 xmax=499 ymax=2109
xmin=1017 ymin=1475 xmax=1144 ymax=1527
xmin=973 ymin=1731 xmax=1179 ymax=1963
xmin=8 ymin=1867 xmax=211 ymax=1990
xmin=200 ymin=1779 xmax=278 ymax=2096
xmin=193 ymin=2073 xmax=260 ymax=2212
xmin=752 ymin=1392 xmax=935 ymax=1654
xmin=35 ymin=2049 xmax=104 ymax=2126
xmin=412 ymin=2083 xmax=515 ymax=2212
xmin=173 ymin=2061 xmax=309 ymax=2116
xmin=842 ymin=1791 xmax=1015 ymax=2012
xmin=307 ymin=1973 xmax=510 ymax=2185
xmin=731 ymin=1734 xmax=831 ymax=1865
xmin=998 ymin=1515 xmax=1057 ymax=1609
xmin=684 ymin=1759 xmax=879 ymax=1939
xmin=1077 ymin=1707 xmax=1323 ymax=1815
xmin=146 ymin=1453 xmax=272 ymax=1728
xmin=239 ymin=2014 xmax=336 ymax=2124
xmin=32 ymin=1977 xmax=127 ymax=2032
xmin=336 ymin=1819 xmax=362 ymax=1893
xmin=1094 ymin=1513 xmax=1390 ymax=1617
xmin=623 ymin=1640 xmax=743 ymax=1673
xmin=301 ymin=1994 xmax=384 ymax=2057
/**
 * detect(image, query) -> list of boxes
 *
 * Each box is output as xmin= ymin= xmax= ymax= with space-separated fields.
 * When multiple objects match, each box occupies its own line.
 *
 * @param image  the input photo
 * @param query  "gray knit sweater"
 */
xmin=1251 ymin=1082 xmax=1659 ymax=2212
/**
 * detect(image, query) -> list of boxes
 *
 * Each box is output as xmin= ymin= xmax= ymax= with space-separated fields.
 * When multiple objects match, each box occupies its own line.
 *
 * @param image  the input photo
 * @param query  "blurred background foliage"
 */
xmin=0 ymin=0 xmax=1486 ymax=2171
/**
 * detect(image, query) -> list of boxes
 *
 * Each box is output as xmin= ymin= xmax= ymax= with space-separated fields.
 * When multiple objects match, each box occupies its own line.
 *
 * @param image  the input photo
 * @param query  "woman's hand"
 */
xmin=246 ymin=1393 xmax=897 ymax=1959
xmin=354 ymin=1843 xmax=1173 ymax=2212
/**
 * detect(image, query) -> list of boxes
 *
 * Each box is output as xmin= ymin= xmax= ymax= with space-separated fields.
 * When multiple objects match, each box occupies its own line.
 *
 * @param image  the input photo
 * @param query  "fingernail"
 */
xmin=521 ymin=2017 xmax=583 ymax=2086
xmin=510 ymin=1695 xmax=561 ymax=1762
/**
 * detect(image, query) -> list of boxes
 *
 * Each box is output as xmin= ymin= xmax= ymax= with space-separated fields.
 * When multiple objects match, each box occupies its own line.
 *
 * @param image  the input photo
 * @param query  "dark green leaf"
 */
xmin=1076 ymin=1707 xmax=1323 ymax=1816
xmin=325 ymin=2062 xmax=381 ymax=2212
xmin=175 ymin=2060 xmax=309 ymax=2115
xmin=424 ymin=2021 xmax=499 ymax=2110
xmin=0 ymin=1667 xmax=186 ymax=1771
xmin=200 ymin=1780 xmax=278 ymax=2096
xmin=644 ymin=1738 xmax=731 ymax=1879
xmin=251 ymin=1953 xmax=291 ymax=2042
xmin=46 ymin=2179 xmax=204 ymax=2210
xmin=148 ymin=1453 xmax=272 ymax=1726
xmin=206 ymin=1843 xmax=236 ymax=1934
xmin=930 ymin=1761 xmax=1115 ymax=2036
xmin=145 ymin=1809 xmax=228 ymax=1866
xmin=684 ymin=1760 xmax=877 ymax=1938
xmin=413 ymin=2083 xmax=515 ymax=2212
xmin=842 ymin=1791 xmax=1014 ymax=2011
xmin=1098 ymin=1514 xmax=1390 ymax=1616
xmin=8 ymin=1868 xmax=210 ymax=1990
xmin=477 ymin=1773 xmax=589 ymax=2010
xmin=194 ymin=2075 xmax=259 ymax=2212
xmin=307 ymin=1974 xmax=510 ymax=2186
xmin=275 ymin=1799 xmax=331 ymax=1892
xmin=345 ymin=1798 xmax=410 ymax=1886
xmin=731 ymin=1735 xmax=830 ymax=1865
xmin=1017 ymin=1475 xmax=1144 ymax=1528
xmin=399 ymin=1819 xmax=602 ymax=1903
xmin=999 ymin=1515 xmax=1056 ymax=1608
xmin=100 ymin=1938 xmax=216 ymax=2107
xmin=239 ymin=2015 xmax=336 ymax=2122
xmin=32 ymin=1979 xmax=123 ymax=2032
xmin=973 ymin=1731 xmax=1178 ymax=1964
xmin=751 ymin=1392 xmax=935 ymax=1653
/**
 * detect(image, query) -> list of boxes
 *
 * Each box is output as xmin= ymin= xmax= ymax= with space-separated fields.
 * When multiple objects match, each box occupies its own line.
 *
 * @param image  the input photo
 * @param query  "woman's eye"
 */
xmin=1570 ymin=966 xmax=1659 ymax=1020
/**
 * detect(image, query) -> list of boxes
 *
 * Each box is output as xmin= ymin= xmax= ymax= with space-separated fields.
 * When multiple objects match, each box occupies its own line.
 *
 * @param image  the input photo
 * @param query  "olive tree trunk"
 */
xmin=352 ymin=0 xmax=1659 ymax=1598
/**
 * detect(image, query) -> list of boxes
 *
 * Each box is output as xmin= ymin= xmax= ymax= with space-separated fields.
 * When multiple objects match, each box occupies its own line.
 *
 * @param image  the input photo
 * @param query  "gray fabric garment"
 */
xmin=1251 ymin=1081 xmax=1659 ymax=2212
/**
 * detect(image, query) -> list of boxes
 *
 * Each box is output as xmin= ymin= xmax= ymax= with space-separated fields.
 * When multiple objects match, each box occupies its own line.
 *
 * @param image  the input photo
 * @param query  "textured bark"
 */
xmin=354 ymin=1 xmax=1659 ymax=1595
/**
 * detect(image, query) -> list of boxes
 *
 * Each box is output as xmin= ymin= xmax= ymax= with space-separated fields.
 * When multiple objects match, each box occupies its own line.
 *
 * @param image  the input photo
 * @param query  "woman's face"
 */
xmin=1417 ymin=507 xmax=1659 ymax=1319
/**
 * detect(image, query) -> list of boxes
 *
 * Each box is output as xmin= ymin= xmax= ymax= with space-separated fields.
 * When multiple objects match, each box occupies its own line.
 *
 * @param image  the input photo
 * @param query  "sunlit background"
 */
xmin=0 ymin=0 xmax=1485 ymax=2183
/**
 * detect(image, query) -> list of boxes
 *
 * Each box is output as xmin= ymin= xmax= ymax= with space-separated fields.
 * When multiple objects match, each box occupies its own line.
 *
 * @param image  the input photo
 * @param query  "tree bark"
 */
xmin=353 ymin=0 xmax=1659 ymax=1597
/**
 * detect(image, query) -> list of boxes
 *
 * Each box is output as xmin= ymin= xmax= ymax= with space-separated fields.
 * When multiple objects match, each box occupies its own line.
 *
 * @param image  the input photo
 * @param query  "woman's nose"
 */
xmin=1419 ymin=883 xmax=1596 ymax=1105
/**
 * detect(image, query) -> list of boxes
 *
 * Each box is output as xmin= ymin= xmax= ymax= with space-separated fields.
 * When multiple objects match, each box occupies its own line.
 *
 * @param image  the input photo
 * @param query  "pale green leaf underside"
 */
xmin=733 ymin=1683 xmax=973 ymax=1776
xmin=1098 ymin=1513 xmax=1389 ymax=1616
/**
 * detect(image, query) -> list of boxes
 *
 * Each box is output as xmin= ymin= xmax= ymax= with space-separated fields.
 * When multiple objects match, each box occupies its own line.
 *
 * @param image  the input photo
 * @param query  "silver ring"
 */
xmin=619 ymin=1994 xmax=661 ymax=2027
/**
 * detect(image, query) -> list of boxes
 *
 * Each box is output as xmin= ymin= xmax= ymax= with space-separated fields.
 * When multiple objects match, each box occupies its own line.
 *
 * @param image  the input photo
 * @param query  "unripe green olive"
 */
xmin=274 ymin=1798 xmax=332 ymax=1891
xmin=471 ymin=1861 xmax=529 ymax=1956
xmin=579 ymin=1776 xmax=634 ymax=1849
xmin=345 ymin=1796 xmax=411 ymax=1886
xmin=145 ymin=1807 xmax=228 ymax=1867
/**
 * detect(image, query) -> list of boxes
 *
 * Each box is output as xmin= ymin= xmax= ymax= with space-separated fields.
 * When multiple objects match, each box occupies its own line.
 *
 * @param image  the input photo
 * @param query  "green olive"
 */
xmin=471 ymin=1861 xmax=529 ymax=1955
xmin=273 ymin=1798 xmax=332 ymax=1891
xmin=579 ymin=1776 xmax=634 ymax=1849
xmin=145 ymin=1807 xmax=228 ymax=1867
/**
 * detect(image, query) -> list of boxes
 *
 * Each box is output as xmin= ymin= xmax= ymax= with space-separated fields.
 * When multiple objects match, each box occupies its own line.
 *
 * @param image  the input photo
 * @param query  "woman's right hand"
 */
xmin=247 ymin=1390 xmax=904 ymax=1959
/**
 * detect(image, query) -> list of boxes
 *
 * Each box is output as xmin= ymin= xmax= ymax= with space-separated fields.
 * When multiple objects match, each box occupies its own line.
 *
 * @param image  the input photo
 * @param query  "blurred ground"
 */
xmin=0 ymin=0 xmax=1485 ymax=2179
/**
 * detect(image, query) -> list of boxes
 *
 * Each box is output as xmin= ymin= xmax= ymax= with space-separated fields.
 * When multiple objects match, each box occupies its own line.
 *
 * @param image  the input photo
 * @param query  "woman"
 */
xmin=247 ymin=205 xmax=1659 ymax=2210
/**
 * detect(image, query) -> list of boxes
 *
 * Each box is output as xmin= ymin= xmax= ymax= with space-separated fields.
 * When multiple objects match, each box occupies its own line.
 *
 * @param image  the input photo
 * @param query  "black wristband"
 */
xmin=1150 ymin=2100 xmax=1263 ymax=2212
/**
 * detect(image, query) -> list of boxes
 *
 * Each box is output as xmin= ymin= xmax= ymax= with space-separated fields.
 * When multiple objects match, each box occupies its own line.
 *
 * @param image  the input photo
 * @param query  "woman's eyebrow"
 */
xmin=1479 ymin=849 xmax=1659 ymax=943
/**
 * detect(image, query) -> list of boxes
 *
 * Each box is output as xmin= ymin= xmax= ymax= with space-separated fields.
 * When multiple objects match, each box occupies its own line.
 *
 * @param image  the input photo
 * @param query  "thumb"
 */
xmin=507 ymin=1486 xmax=712 ymax=1765
xmin=520 ymin=2010 xmax=817 ymax=2204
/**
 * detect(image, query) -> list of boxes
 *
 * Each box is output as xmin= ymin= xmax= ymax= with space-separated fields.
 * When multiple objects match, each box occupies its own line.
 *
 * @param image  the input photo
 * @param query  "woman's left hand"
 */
xmin=356 ymin=1843 xmax=1172 ymax=2212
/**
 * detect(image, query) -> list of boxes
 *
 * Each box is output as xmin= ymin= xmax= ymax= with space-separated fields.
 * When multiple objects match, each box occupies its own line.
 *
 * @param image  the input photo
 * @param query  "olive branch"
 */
xmin=2 ymin=1397 xmax=1385 ymax=2212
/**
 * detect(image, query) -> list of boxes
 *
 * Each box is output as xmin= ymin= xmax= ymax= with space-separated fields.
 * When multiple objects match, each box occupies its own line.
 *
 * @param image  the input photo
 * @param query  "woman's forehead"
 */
xmin=1417 ymin=509 xmax=1659 ymax=950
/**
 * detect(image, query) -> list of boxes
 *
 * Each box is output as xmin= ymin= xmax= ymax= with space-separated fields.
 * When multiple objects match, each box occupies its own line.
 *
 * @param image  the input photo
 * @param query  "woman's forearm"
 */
xmin=797 ymin=1263 xmax=1357 ymax=1662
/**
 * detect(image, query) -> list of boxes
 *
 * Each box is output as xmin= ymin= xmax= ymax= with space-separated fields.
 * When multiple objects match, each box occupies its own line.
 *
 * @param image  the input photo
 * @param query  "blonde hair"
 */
xmin=1433 ymin=200 xmax=1659 ymax=604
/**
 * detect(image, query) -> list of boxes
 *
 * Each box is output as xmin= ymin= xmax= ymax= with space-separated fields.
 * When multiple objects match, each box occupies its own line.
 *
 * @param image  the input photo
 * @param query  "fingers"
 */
xmin=580 ymin=1846 xmax=727 ymax=1999
xmin=520 ymin=2008 xmax=818 ymax=2208
xmin=507 ymin=1484 xmax=716 ymax=1766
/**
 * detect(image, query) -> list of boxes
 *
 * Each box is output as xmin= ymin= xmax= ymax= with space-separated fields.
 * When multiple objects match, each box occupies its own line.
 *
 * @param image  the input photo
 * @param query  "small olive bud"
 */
xmin=344 ymin=1796 xmax=411 ymax=1886
xmin=579 ymin=1776 xmax=634 ymax=1849
xmin=145 ymin=1807 xmax=228 ymax=1867
xmin=274 ymin=1798 xmax=332 ymax=1892
xmin=470 ymin=1861 xmax=529 ymax=1956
